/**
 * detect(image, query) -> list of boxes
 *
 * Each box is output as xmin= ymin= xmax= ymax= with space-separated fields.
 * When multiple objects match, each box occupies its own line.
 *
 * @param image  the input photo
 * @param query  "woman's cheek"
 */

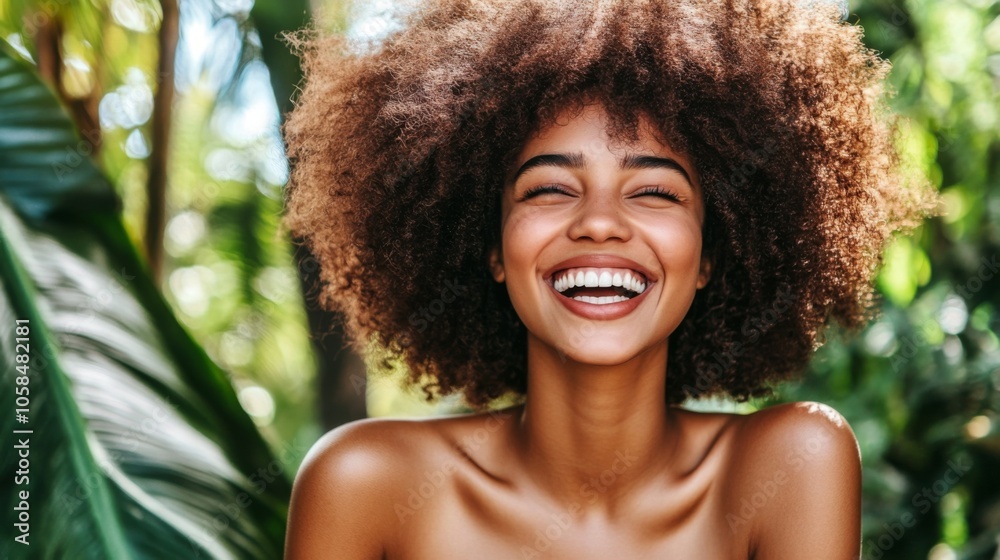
xmin=646 ymin=221 xmax=703 ymax=264
xmin=502 ymin=209 xmax=559 ymax=259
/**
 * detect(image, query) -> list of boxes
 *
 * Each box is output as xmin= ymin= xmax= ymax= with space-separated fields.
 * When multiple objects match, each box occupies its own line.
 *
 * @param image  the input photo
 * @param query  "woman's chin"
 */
xmin=547 ymin=340 xmax=662 ymax=368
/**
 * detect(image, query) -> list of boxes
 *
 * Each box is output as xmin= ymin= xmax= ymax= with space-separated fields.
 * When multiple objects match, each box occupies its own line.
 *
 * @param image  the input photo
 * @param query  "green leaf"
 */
xmin=0 ymin=48 xmax=116 ymax=221
xmin=876 ymin=236 xmax=931 ymax=307
xmin=0 ymin=44 xmax=288 ymax=559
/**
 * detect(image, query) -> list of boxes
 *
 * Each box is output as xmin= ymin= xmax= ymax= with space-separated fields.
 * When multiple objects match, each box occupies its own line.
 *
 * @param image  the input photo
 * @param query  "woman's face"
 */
xmin=490 ymin=101 xmax=711 ymax=365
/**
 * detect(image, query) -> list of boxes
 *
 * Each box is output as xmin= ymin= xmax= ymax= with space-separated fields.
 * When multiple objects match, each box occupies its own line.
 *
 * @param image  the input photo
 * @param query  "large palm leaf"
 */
xmin=0 ymin=45 xmax=289 ymax=559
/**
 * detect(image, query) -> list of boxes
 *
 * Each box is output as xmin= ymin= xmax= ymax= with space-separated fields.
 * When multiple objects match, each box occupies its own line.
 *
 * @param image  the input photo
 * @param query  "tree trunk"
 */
xmin=144 ymin=0 xmax=179 ymax=284
xmin=253 ymin=0 xmax=369 ymax=429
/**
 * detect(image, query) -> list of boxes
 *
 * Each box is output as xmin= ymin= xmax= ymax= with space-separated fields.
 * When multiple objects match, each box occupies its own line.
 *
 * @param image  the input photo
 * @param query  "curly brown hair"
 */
xmin=282 ymin=0 xmax=939 ymax=408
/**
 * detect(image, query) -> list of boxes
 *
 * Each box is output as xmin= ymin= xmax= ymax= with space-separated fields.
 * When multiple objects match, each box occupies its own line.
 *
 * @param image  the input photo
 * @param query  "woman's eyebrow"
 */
xmin=509 ymin=152 xmax=586 ymax=184
xmin=509 ymin=152 xmax=693 ymax=188
xmin=619 ymin=154 xmax=693 ymax=187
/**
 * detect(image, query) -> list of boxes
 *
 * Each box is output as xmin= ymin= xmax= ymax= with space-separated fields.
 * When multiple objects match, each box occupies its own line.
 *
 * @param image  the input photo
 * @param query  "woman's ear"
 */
xmin=696 ymin=255 xmax=712 ymax=290
xmin=488 ymin=245 xmax=505 ymax=283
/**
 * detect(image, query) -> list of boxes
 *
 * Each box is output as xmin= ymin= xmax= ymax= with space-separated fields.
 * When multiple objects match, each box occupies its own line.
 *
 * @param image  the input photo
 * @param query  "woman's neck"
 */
xmin=510 ymin=333 xmax=681 ymax=515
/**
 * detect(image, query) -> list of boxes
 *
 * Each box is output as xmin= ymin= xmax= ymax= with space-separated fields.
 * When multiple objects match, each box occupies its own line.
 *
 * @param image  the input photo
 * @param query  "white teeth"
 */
xmin=572 ymin=295 xmax=629 ymax=305
xmin=552 ymin=267 xmax=650 ymax=295
xmin=626 ymin=276 xmax=643 ymax=293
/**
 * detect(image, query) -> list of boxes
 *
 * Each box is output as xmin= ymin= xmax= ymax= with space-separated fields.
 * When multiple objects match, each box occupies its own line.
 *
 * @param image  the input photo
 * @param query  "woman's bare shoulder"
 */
xmin=284 ymin=416 xmax=457 ymax=559
xmin=729 ymin=401 xmax=860 ymax=453
xmin=297 ymin=416 xmax=439 ymax=478
xmin=721 ymin=401 xmax=862 ymax=559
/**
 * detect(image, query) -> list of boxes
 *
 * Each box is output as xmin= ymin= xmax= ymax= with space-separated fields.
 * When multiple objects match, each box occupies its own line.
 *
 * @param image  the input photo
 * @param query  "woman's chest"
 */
xmin=384 ymin=472 xmax=750 ymax=560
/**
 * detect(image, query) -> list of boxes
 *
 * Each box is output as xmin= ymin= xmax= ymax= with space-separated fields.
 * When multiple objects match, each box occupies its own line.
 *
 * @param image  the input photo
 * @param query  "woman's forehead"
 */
xmin=507 ymin=102 xmax=699 ymax=186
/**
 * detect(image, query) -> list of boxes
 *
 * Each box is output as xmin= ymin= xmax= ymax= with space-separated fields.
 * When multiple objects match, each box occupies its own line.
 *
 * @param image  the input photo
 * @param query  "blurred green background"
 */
xmin=0 ymin=0 xmax=998 ymax=558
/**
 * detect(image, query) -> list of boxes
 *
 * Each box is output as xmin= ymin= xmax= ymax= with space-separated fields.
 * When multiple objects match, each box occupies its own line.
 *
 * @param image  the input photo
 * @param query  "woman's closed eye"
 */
xmin=515 ymin=184 xmax=684 ymax=203
xmin=630 ymin=185 xmax=683 ymax=202
xmin=517 ymin=184 xmax=573 ymax=202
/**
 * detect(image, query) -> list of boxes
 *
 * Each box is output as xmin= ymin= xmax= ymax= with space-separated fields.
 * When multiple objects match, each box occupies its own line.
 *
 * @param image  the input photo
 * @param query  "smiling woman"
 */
xmin=280 ymin=0 xmax=939 ymax=557
xmin=491 ymin=101 xmax=710 ymax=358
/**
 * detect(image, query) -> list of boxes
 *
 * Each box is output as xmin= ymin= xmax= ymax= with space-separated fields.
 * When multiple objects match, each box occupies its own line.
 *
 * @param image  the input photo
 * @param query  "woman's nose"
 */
xmin=566 ymin=191 xmax=631 ymax=243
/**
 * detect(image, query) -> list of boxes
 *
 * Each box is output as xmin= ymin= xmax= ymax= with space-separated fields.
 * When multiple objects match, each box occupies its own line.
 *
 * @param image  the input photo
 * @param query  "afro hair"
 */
xmin=282 ymin=0 xmax=939 ymax=408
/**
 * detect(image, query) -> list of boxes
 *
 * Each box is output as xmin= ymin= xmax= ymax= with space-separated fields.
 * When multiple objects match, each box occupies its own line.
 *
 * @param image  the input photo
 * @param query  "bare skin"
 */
xmin=285 ymin=102 xmax=862 ymax=559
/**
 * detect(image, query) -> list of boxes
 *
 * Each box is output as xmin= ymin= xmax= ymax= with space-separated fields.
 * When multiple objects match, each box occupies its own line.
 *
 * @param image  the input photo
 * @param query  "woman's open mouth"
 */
xmin=550 ymin=267 xmax=648 ymax=306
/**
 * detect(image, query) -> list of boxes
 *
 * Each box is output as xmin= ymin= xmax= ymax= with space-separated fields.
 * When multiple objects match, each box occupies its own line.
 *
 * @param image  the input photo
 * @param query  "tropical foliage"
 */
xmin=0 ymin=45 xmax=287 ymax=559
xmin=770 ymin=1 xmax=1000 ymax=557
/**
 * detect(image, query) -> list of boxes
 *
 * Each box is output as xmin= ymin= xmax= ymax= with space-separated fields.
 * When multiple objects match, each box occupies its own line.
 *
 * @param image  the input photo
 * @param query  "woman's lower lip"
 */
xmin=548 ymin=283 xmax=653 ymax=320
